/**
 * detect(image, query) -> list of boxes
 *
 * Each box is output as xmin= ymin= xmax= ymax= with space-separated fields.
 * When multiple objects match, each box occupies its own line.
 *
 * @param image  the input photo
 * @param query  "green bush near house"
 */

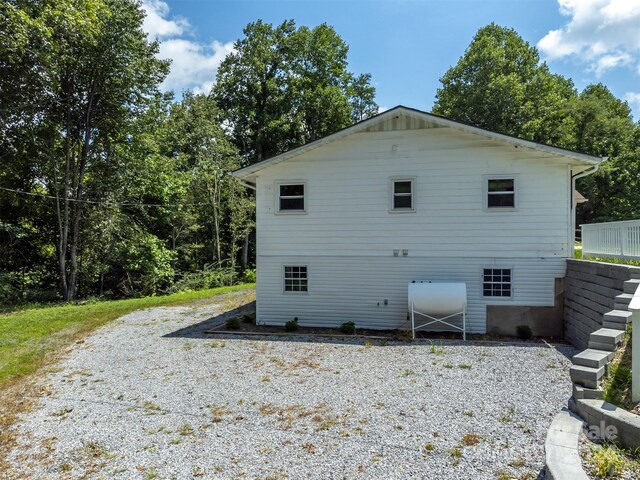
xmin=516 ymin=325 xmax=533 ymax=340
xmin=340 ymin=322 xmax=356 ymax=335
xmin=285 ymin=318 xmax=299 ymax=332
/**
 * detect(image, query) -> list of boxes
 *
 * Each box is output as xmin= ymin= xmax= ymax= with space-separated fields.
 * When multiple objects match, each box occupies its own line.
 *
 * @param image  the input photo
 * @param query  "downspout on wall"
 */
xmin=570 ymin=161 xmax=604 ymax=256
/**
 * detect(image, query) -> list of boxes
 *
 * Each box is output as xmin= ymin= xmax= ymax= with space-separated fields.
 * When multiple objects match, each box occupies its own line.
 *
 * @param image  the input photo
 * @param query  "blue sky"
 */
xmin=141 ymin=0 xmax=640 ymax=119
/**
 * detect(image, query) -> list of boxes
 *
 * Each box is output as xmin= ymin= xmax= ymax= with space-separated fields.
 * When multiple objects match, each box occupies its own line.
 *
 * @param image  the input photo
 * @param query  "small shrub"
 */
xmin=285 ymin=317 xmax=299 ymax=332
xmin=171 ymin=262 xmax=236 ymax=293
xmin=243 ymin=268 xmax=256 ymax=283
xmin=516 ymin=325 xmax=533 ymax=340
xmin=590 ymin=444 xmax=626 ymax=477
xmin=242 ymin=312 xmax=255 ymax=324
xmin=340 ymin=321 xmax=356 ymax=334
xmin=225 ymin=317 xmax=241 ymax=330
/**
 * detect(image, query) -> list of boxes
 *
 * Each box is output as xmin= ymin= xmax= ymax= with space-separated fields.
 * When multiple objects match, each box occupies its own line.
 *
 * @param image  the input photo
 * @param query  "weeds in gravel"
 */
xmin=461 ymin=433 xmax=482 ymax=446
xmin=507 ymin=456 xmax=526 ymax=468
xmin=429 ymin=342 xmax=446 ymax=355
xmin=500 ymin=406 xmax=515 ymax=423
xmin=458 ymin=364 xmax=472 ymax=370
xmin=210 ymin=405 xmax=231 ymax=423
xmin=449 ymin=447 xmax=462 ymax=458
xmin=517 ymin=422 xmax=532 ymax=434
xmin=178 ymin=424 xmax=194 ymax=436
xmin=494 ymin=470 xmax=513 ymax=480
xmin=443 ymin=364 xmax=453 ymax=369
xmin=258 ymin=403 xmax=335 ymax=430
xmin=143 ymin=401 xmax=162 ymax=411
xmin=84 ymin=441 xmax=107 ymax=458
xmin=422 ymin=443 xmax=435 ymax=456
xmin=402 ymin=369 xmax=415 ymax=377
xmin=463 ymin=410 xmax=474 ymax=417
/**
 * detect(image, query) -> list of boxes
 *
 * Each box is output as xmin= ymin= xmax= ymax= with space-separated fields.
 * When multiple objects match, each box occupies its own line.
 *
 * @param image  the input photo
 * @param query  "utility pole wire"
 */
xmin=0 ymin=186 xmax=218 ymax=207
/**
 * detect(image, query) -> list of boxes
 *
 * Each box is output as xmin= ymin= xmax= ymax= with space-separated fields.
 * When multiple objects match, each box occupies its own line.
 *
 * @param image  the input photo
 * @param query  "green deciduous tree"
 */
xmin=214 ymin=19 xmax=378 ymax=164
xmin=433 ymin=23 xmax=576 ymax=144
xmin=1 ymin=0 xmax=169 ymax=300
xmin=433 ymin=23 xmax=640 ymax=224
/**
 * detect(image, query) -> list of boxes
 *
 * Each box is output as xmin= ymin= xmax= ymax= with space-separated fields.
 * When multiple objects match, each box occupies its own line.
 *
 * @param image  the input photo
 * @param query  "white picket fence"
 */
xmin=582 ymin=220 xmax=640 ymax=260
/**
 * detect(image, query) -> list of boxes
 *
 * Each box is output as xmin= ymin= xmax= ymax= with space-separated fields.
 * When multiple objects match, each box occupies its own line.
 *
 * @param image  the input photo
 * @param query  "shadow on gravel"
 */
xmin=163 ymin=300 xmax=577 ymax=361
xmin=163 ymin=301 xmax=256 ymax=338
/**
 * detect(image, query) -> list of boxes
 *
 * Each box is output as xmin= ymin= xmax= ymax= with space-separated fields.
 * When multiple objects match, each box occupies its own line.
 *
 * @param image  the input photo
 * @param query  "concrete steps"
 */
xmin=572 ymin=327 xmax=624 ymax=389
xmin=570 ymin=364 xmax=605 ymax=389
xmin=602 ymin=310 xmax=632 ymax=330
xmin=623 ymin=278 xmax=640 ymax=294
xmin=572 ymin=349 xmax=613 ymax=369
xmin=572 ymin=384 xmax=603 ymax=400
xmin=568 ymin=266 xmax=638 ymax=406
xmin=587 ymin=328 xmax=624 ymax=352
xmin=614 ymin=293 xmax=635 ymax=310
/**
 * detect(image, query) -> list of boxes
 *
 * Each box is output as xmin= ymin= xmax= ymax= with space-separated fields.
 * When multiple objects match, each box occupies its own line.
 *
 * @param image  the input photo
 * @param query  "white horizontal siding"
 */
xmin=256 ymin=255 xmax=566 ymax=333
xmin=256 ymin=128 xmax=572 ymax=258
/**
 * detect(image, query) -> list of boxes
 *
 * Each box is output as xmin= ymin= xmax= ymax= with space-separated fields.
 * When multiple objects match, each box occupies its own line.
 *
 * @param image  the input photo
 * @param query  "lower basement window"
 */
xmin=483 ymin=268 xmax=512 ymax=297
xmin=284 ymin=266 xmax=308 ymax=292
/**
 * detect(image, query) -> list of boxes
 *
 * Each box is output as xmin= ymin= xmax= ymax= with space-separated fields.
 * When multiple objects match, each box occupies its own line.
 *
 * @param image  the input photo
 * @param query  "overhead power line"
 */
xmin=0 ymin=186 xmax=217 ymax=207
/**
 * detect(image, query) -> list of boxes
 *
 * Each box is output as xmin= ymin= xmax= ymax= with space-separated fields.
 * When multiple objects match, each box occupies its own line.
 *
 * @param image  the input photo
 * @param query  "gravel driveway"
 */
xmin=6 ymin=291 xmax=576 ymax=480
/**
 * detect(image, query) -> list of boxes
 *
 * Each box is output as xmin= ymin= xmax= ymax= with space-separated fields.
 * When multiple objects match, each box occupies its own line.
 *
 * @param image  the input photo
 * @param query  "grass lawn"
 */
xmin=0 ymin=284 xmax=254 ymax=388
xmin=0 ymin=284 xmax=255 ymax=470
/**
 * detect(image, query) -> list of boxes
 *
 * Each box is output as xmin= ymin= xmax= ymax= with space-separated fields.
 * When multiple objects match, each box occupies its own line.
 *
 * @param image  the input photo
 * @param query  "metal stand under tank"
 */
xmin=408 ymin=281 xmax=467 ymax=340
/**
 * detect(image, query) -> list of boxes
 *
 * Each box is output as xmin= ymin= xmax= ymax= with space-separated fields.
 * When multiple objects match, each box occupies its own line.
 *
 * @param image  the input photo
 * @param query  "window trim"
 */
xmin=389 ymin=177 xmax=416 ymax=213
xmin=482 ymin=267 xmax=514 ymax=299
xmin=283 ymin=265 xmax=309 ymax=294
xmin=275 ymin=181 xmax=307 ymax=214
xmin=483 ymin=175 xmax=518 ymax=211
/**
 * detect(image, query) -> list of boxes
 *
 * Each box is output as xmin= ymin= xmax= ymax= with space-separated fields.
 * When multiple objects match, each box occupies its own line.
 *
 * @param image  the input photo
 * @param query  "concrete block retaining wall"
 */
xmin=564 ymin=259 xmax=640 ymax=350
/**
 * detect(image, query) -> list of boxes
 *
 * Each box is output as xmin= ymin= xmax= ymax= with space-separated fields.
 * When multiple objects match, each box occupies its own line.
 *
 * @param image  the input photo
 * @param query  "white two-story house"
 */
xmin=231 ymin=106 xmax=602 ymax=336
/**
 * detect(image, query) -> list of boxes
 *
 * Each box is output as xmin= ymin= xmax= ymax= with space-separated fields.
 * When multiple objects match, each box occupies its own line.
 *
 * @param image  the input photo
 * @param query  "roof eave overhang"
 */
xmin=230 ymin=106 xmax=604 ymax=181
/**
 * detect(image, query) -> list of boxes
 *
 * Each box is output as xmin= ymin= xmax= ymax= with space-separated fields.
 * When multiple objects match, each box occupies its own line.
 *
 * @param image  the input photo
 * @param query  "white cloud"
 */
xmin=142 ymin=0 xmax=188 ymax=39
xmin=141 ymin=1 xmax=234 ymax=94
xmin=538 ymin=0 xmax=640 ymax=76
xmin=624 ymin=92 xmax=640 ymax=111
xmin=157 ymin=39 xmax=235 ymax=94
xmin=593 ymin=52 xmax=632 ymax=77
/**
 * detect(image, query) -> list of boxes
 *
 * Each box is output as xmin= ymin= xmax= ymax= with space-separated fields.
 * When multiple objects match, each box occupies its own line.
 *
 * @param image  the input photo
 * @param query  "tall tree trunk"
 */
xmin=241 ymin=234 xmax=249 ymax=269
xmin=56 ymin=73 xmax=73 ymax=300
xmin=210 ymin=178 xmax=221 ymax=262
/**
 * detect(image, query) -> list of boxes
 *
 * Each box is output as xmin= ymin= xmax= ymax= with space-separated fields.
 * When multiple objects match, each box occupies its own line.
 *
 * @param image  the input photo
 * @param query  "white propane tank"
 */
xmin=408 ymin=281 xmax=467 ymax=316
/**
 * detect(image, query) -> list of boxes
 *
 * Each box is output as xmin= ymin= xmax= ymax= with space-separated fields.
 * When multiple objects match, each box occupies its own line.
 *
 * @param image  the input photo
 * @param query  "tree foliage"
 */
xmin=214 ymin=19 xmax=378 ymax=164
xmin=0 ymin=1 xmax=251 ymax=303
xmin=433 ymin=23 xmax=640 ymax=223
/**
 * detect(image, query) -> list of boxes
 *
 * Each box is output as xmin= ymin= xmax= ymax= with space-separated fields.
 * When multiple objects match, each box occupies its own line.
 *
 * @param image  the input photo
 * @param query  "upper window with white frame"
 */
xmin=483 ymin=268 xmax=512 ymax=297
xmin=391 ymin=178 xmax=414 ymax=211
xmin=284 ymin=266 xmax=308 ymax=292
xmin=486 ymin=177 xmax=516 ymax=208
xmin=278 ymin=183 xmax=305 ymax=212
